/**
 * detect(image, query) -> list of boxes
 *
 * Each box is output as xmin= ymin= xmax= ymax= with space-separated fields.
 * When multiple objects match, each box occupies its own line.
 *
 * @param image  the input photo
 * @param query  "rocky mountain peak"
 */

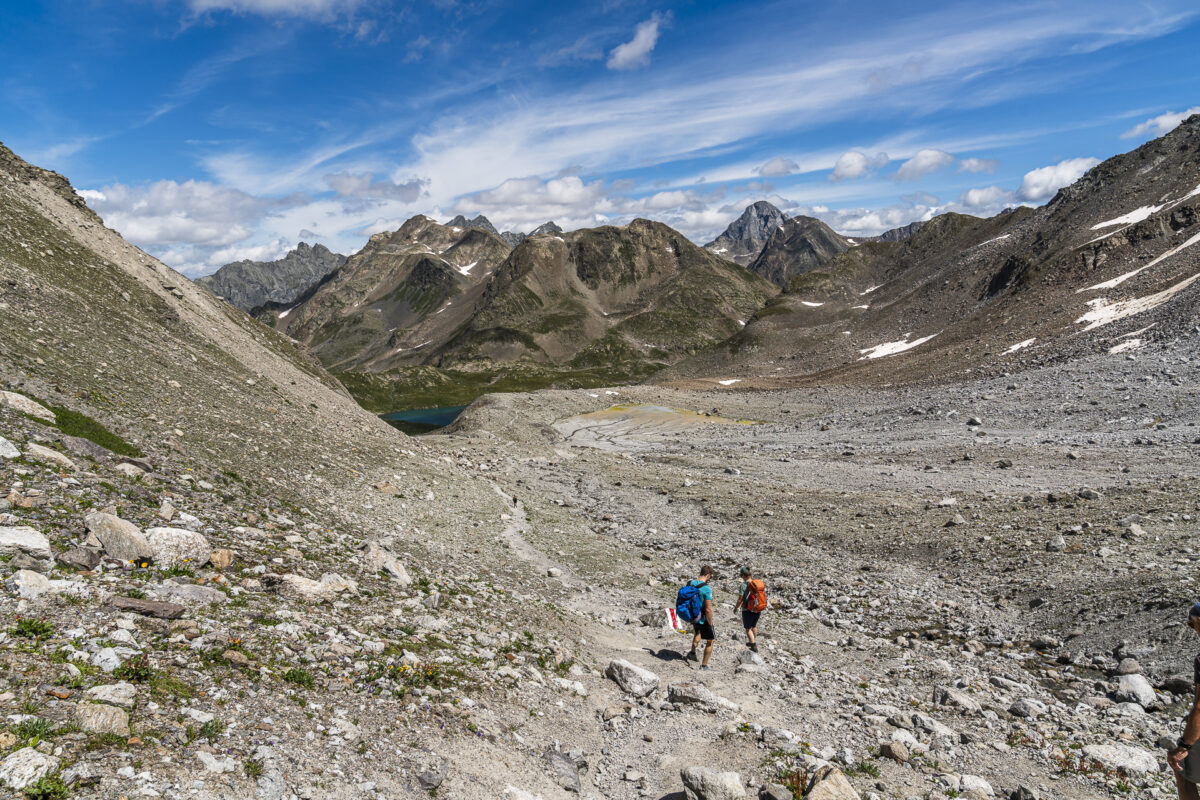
xmin=530 ymin=221 xmax=563 ymax=236
xmin=704 ymin=201 xmax=789 ymax=266
xmin=197 ymin=242 xmax=346 ymax=313
xmin=748 ymin=214 xmax=851 ymax=289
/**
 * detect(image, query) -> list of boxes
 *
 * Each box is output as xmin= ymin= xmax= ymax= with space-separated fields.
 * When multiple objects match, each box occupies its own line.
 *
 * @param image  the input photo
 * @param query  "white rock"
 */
xmin=144 ymin=527 xmax=211 ymax=568
xmin=1116 ymin=674 xmax=1157 ymax=708
xmin=680 ymin=766 xmax=747 ymax=800
xmin=196 ymin=751 xmax=235 ymax=773
xmin=605 ymin=659 xmax=660 ymax=697
xmin=1082 ymin=743 xmax=1158 ymax=774
xmin=74 ymin=701 xmax=130 ymax=736
xmin=84 ymin=512 xmax=152 ymax=562
xmin=0 ymin=747 xmax=60 ymax=790
xmin=0 ymin=391 xmax=55 ymax=423
xmin=960 ymin=775 xmax=993 ymax=796
xmin=114 ymin=462 xmax=145 ymax=478
xmin=5 ymin=569 xmax=50 ymax=599
xmin=360 ymin=542 xmax=411 ymax=585
xmin=93 ymin=648 xmax=122 ymax=672
xmin=25 ymin=443 xmax=77 ymax=471
xmin=85 ymin=682 xmax=138 ymax=709
xmin=0 ymin=435 xmax=19 ymax=459
xmin=805 ymin=766 xmax=860 ymax=800
xmin=274 ymin=572 xmax=358 ymax=601
xmin=0 ymin=526 xmax=51 ymax=559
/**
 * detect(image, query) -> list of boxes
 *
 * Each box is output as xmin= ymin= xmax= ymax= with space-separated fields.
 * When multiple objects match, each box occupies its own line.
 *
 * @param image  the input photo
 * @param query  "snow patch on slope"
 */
xmin=858 ymin=333 xmax=939 ymax=360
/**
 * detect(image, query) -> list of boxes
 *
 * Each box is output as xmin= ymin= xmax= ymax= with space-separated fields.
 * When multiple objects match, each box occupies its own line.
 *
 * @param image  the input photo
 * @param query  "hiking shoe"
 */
xmin=699 ymin=665 xmax=711 ymax=671
xmin=749 ymin=642 xmax=758 ymax=652
xmin=687 ymin=650 xmax=699 ymax=662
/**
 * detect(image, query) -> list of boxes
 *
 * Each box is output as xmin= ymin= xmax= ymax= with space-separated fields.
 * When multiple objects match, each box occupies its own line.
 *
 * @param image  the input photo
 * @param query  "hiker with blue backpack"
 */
xmin=678 ymin=565 xmax=716 ymax=670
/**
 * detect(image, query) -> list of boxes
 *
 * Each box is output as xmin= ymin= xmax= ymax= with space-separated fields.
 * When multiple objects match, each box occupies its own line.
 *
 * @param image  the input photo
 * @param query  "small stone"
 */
xmin=223 ymin=649 xmax=251 ymax=667
xmin=56 ymin=547 xmax=100 ymax=571
xmin=196 ymin=751 xmax=236 ymax=773
xmin=805 ymin=767 xmax=859 ymax=800
xmin=1115 ymin=657 xmax=1141 ymax=675
xmin=945 ymin=513 xmax=967 ymax=527
xmin=880 ymin=740 xmax=909 ymax=763
xmin=1082 ymin=743 xmax=1158 ymax=773
xmin=25 ymin=443 xmax=77 ymax=471
xmin=680 ymin=766 xmax=746 ymax=800
xmin=74 ymin=702 xmax=130 ymax=736
xmin=547 ymin=567 xmax=562 ymax=578
xmin=1045 ymin=535 xmax=1066 ymax=552
xmin=605 ymin=659 xmax=660 ymax=697
xmin=5 ymin=569 xmax=51 ymax=599
xmin=85 ymin=512 xmax=152 ymax=563
xmin=144 ymin=527 xmax=211 ymax=568
xmin=61 ymin=761 xmax=102 ymax=787
xmin=359 ymin=542 xmax=411 ymax=585
xmin=108 ymin=596 xmax=186 ymax=619
xmin=209 ymin=548 xmax=234 ymax=569
xmin=85 ymin=682 xmax=137 ymax=709
xmin=1114 ymin=674 xmax=1156 ymax=708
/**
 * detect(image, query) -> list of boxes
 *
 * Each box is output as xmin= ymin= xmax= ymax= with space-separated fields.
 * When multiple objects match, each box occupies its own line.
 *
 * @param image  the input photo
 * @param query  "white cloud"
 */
xmin=958 ymin=157 xmax=999 ymax=174
xmin=1120 ymin=106 xmax=1200 ymax=139
xmin=78 ymin=179 xmax=315 ymax=277
xmin=830 ymin=151 xmax=889 ymax=181
xmin=756 ymin=157 xmax=799 ymax=177
xmin=957 ymin=185 xmax=1013 ymax=210
xmin=894 ymin=148 xmax=954 ymax=180
xmin=1016 ymin=156 xmax=1099 ymax=201
xmin=607 ymin=12 xmax=668 ymax=70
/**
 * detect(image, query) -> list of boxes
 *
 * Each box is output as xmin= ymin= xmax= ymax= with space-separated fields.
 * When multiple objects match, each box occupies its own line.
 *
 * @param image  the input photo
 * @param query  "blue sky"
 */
xmin=2 ymin=0 xmax=1199 ymax=276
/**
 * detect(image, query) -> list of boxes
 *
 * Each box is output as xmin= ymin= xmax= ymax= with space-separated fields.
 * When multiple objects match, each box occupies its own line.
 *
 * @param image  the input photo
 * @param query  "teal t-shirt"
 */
xmin=689 ymin=580 xmax=712 ymax=619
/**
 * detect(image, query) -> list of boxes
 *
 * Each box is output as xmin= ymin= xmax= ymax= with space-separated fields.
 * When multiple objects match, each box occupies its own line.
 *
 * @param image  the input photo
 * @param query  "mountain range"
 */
xmin=177 ymin=115 xmax=1200 ymax=413
xmin=197 ymin=242 xmax=346 ymax=312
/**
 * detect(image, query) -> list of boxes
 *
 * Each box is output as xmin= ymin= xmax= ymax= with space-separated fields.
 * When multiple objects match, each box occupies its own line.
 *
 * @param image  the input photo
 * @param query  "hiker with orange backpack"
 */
xmin=734 ymin=566 xmax=767 ymax=652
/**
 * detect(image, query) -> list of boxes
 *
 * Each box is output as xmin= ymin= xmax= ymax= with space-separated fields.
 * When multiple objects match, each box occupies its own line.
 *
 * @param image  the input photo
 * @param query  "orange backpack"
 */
xmin=745 ymin=579 xmax=767 ymax=613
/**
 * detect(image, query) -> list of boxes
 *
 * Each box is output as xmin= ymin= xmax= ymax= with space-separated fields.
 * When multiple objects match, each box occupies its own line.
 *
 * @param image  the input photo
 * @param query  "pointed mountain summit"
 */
xmin=748 ymin=215 xmax=852 ymax=289
xmin=197 ymin=242 xmax=346 ymax=312
xmin=530 ymin=221 xmax=563 ymax=236
xmin=447 ymin=214 xmax=526 ymax=247
xmin=705 ymin=201 xmax=789 ymax=266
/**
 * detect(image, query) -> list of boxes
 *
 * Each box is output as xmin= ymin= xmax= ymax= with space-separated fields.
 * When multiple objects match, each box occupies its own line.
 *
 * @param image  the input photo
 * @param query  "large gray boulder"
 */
xmin=1081 ymin=743 xmax=1158 ymax=773
xmin=25 ymin=443 xmax=77 ymax=471
xmin=85 ymin=512 xmax=152 ymax=562
xmin=681 ymin=766 xmax=747 ymax=800
xmin=605 ymin=659 xmax=659 ymax=697
xmin=0 ymin=391 xmax=55 ymax=423
xmin=1115 ymin=674 xmax=1157 ymax=708
xmin=0 ymin=526 xmax=50 ymax=560
xmin=74 ymin=702 xmax=130 ymax=736
xmin=145 ymin=527 xmax=211 ymax=568
xmin=0 ymin=747 xmax=60 ymax=790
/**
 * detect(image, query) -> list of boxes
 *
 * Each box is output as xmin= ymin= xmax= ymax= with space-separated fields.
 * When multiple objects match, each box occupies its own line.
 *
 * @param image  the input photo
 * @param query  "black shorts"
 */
xmin=741 ymin=610 xmax=761 ymax=630
xmin=692 ymin=621 xmax=714 ymax=641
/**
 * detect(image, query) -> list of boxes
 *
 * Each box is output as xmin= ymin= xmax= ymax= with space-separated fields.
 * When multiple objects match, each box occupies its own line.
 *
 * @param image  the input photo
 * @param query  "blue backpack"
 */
xmin=676 ymin=583 xmax=705 ymax=623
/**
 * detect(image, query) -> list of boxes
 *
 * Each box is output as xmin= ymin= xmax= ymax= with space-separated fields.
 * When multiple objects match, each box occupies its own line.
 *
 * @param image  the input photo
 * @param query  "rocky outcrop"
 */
xmin=197 ymin=242 xmax=346 ymax=312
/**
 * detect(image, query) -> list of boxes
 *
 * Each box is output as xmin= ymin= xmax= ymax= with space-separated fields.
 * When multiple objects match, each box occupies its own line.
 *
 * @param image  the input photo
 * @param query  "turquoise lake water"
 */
xmin=379 ymin=405 xmax=468 ymax=432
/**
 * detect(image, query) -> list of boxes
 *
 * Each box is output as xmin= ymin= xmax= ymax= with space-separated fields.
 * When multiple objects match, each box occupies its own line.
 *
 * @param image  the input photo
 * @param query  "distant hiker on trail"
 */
xmin=733 ymin=566 xmax=767 ymax=652
xmin=1168 ymin=603 xmax=1200 ymax=799
xmin=678 ymin=565 xmax=715 ymax=670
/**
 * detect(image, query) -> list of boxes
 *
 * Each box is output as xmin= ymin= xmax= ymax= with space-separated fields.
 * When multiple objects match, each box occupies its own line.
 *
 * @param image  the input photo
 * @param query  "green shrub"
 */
xmin=283 ymin=668 xmax=315 ymax=689
xmin=12 ymin=618 xmax=53 ymax=640
xmin=22 ymin=774 xmax=68 ymax=800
